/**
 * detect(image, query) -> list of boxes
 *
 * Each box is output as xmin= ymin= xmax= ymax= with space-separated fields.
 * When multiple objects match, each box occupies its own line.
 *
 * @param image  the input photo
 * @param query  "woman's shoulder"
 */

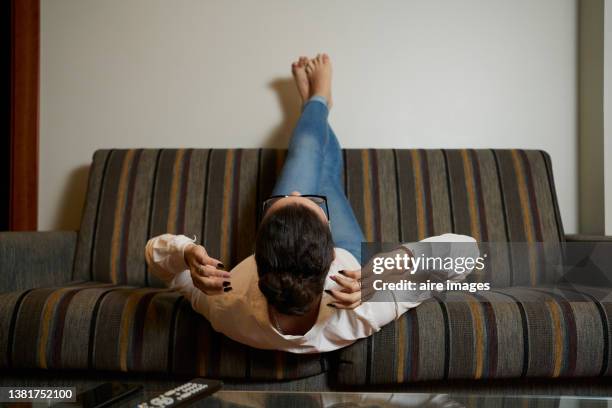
xmin=230 ymin=254 xmax=258 ymax=272
xmin=210 ymin=254 xmax=260 ymax=307
xmin=228 ymin=254 xmax=259 ymax=286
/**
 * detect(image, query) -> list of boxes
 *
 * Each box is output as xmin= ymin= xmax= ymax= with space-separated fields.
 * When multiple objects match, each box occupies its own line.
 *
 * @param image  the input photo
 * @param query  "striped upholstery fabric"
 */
xmin=1 ymin=148 xmax=566 ymax=380
xmin=336 ymin=285 xmax=612 ymax=385
xmin=73 ymin=148 xmax=564 ymax=286
xmin=345 ymin=149 xmax=564 ymax=287
xmin=0 ymin=282 xmax=325 ymax=379
xmin=73 ymin=149 xmax=283 ymax=286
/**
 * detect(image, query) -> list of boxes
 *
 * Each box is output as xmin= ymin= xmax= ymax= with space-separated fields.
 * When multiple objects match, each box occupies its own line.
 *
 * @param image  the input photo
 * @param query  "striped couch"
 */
xmin=1 ymin=148 xmax=610 ymax=388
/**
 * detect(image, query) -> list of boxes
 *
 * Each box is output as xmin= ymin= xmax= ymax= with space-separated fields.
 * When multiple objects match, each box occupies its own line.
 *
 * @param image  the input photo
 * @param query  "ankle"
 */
xmin=307 ymin=95 xmax=329 ymax=108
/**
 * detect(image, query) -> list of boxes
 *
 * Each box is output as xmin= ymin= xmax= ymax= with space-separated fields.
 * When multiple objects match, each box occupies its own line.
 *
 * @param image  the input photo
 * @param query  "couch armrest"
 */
xmin=565 ymin=234 xmax=612 ymax=242
xmin=0 ymin=231 xmax=77 ymax=292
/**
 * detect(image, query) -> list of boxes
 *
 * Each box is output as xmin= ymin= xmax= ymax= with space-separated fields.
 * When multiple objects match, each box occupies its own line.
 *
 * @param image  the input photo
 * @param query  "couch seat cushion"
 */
xmin=336 ymin=285 xmax=612 ymax=385
xmin=0 ymin=282 xmax=326 ymax=380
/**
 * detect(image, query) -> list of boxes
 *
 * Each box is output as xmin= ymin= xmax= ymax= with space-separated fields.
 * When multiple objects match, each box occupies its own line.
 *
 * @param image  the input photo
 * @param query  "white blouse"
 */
xmin=145 ymin=233 xmax=478 ymax=353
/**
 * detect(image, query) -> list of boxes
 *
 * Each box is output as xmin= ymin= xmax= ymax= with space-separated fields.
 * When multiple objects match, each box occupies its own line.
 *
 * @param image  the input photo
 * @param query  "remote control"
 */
xmin=135 ymin=379 xmax=222 ymax=408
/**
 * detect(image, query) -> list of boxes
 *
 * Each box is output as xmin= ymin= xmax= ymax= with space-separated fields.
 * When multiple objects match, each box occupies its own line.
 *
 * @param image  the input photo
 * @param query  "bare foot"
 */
xmin=291 ymin=56 xmax=310 ymax=105
xmin=305 ymin=53 xmax=332 ymax=110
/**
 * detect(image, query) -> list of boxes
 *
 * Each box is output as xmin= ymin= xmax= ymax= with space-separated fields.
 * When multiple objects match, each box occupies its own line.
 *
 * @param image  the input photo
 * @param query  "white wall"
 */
xmin=40 ymin=0 xmax=578 ymax=232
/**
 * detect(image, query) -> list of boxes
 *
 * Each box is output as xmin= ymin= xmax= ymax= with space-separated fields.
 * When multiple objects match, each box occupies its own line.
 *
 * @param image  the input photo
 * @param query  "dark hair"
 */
xmin=255 ymin=203 xmax=335 ymax=316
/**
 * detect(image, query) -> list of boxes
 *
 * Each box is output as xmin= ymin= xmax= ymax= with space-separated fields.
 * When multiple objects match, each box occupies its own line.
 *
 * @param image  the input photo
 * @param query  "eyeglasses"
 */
xmin=261 ymin=195 xmax=330 ymax=221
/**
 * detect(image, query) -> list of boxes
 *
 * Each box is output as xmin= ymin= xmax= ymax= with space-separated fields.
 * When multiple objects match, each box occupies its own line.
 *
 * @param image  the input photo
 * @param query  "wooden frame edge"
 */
xmin=10 ymin=0 xmax=39 ymax=231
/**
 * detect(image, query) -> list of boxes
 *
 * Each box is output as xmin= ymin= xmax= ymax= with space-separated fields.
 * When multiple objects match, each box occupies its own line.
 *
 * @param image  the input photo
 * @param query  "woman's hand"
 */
xmin=326 ymin=246 xmax=415 ymax=309
xmin=184 ymin=243 xmax=231 ymax=295
xmin=326 ymin=270 xmax=366 ymax=309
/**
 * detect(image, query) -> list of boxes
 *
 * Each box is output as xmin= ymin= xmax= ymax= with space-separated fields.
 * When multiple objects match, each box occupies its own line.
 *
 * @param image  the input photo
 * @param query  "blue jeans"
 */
xmin=272 ymin=96 xmax=365 ymax=260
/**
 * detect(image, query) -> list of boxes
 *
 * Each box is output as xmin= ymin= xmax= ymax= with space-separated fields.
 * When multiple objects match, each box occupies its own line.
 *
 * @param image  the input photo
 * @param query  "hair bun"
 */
xmin=259 ymin=272 xmax=319 ymax=315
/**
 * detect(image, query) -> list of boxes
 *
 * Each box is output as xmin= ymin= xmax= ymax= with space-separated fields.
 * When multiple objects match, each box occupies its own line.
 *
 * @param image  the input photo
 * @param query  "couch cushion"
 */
xmin=72 ymin=149 xmax=565 ymax=287
xmin=335 ymin=285 xmax=612 ymax=385
xmin=0 ymin=282 xmax=326 ymax=380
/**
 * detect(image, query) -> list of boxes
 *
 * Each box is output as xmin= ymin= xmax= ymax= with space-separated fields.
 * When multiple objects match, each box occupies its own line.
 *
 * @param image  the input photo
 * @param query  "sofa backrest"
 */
xmin=72 ymin=149 xmax=565 ymax=287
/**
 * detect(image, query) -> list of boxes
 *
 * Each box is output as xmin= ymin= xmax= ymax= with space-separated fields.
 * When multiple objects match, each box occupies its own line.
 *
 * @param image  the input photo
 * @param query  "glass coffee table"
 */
xmin=112 ymin=389 xmax=612 ymax=407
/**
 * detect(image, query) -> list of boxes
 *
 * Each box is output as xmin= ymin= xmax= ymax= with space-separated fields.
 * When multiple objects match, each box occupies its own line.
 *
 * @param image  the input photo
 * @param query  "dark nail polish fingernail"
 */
xmin=324 ymin=289 xmax=332 ymax=295
xmin=217 ymin=262 xmax=225 ymax=269
xmin=224 ymin=287 xmax=233 ymax=292
xmin=223 ymin=281 xmax=230 ymax=287
xmin=339 ymin=270 xmax=347 ymax=276
xmin=327 ymin=303 xmax=336 ymax=308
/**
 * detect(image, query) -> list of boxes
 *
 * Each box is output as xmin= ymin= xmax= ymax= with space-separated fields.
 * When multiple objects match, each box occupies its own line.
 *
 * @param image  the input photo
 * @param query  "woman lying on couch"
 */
xmin=146 ymin=54 xmax=478 ymax=353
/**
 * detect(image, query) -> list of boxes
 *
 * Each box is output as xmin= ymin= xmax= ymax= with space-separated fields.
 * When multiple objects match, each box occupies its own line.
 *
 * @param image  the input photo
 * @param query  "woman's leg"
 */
xmin=272 ymin=54 xmax=365 ymax=260
xmin=319 ymin=124 xmax=365 ymax=261
xmin=272 ymin=96 xmax=328 ymax=196
xmin=272 ymin=95 xmax=365 ymax=260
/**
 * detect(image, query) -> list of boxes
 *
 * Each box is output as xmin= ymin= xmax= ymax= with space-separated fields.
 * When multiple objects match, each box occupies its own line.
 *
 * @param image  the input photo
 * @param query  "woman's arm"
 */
xmin=144 ymin=233 xmax=197 ymax=282
xmin=145 ymin=234 xmax=232 ymax=318
xmin=405 ymin=233 xmax=480 ymax=282
xmin=326 ymin=233 xmax=480 ymax=311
